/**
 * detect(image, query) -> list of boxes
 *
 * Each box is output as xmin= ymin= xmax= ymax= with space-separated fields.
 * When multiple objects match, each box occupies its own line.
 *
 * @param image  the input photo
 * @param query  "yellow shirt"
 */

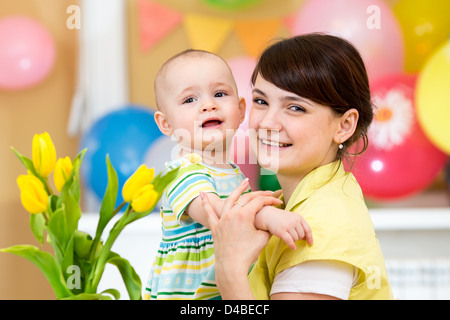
xmin=248 ymin=161 xmax=394 ymax=300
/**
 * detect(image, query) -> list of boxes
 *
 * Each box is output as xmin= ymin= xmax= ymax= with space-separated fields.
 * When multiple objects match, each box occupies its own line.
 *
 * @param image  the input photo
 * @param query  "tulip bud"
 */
xmin=32 ymin=132 xmax=56 ymax=178
xmin=17 ymin=174 xmax=49 ymax=214
xmin=73 ymin=230 xmax=102 ymax=260
xmin=54 ymin=156 xmax=73 ymax=192
xmin=122 ymin=164 xmax=155 ymax=203
xmin=130 ymin=184 xmax=158 ymax=213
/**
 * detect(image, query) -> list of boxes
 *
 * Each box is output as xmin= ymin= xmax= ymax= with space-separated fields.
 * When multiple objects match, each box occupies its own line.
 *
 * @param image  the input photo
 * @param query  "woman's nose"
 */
xmin=258 ymin=109 xmax=281 ymax=131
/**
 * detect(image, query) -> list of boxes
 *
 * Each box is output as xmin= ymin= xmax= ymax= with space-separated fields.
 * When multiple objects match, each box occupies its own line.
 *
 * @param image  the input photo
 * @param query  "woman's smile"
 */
xmin=259 ymin=138 xmax=292 ymax=148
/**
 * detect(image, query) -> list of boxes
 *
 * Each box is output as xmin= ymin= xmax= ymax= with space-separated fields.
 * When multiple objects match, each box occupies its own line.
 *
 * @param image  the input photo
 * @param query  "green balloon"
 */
xmin=202 ymin=0 xmax=262 ymax=10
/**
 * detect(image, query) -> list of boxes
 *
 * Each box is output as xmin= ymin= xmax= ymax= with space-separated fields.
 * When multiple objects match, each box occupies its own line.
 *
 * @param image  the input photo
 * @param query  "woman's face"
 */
xmin=249 ymin=75 xmax=342 ymax=176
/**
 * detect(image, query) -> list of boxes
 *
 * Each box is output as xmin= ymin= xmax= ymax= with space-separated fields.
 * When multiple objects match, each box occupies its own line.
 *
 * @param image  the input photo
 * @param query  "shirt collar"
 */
xmin=284 ymin=160 xmax=345 ymax=212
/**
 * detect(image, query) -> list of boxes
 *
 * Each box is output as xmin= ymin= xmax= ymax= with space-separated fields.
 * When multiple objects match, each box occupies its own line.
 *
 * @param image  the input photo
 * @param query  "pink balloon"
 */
xmin=227 ymin=56 xmax=257 ymax=130
xmin=230 ymin=134 xmax=260 ymax=191
xmin=227 ymin=56 xmax=260 ymax=190
xmin=292 ymin=0 xmax=405 ymax=82
xmin=346 ymin=74 xmax=447 ymax=201
xmin=0 ymin=16 xmax=56 ymax=90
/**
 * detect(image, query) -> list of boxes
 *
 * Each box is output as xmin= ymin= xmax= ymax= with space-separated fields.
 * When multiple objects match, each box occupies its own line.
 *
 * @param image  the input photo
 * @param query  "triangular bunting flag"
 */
xmin=138 ymin=0 xmax=183 ymax=52
xmin=184 ymin=14 xmax=234 ymax=53
xmin=283 ymin=13 xmax=298 ymax=36
xmin=235 ymin=19 xmax=281 ymax=57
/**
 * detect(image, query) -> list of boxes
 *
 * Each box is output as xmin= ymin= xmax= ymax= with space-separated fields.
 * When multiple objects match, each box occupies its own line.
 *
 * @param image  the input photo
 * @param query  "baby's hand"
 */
xmin=256 ymin=206 xmax=313 ymax=250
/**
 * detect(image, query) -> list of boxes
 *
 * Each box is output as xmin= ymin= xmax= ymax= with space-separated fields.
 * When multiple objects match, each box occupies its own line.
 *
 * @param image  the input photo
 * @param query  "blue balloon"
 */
xmin=80 ymin=106 xmax=162 ymax=206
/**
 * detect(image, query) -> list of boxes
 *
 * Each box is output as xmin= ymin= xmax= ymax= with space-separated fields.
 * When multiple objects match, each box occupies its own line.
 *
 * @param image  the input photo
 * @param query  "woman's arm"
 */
xmin=201 ymin=192 xmax=332 ymax=300
xmin=199 ymin=185 xmax=273 ymax=299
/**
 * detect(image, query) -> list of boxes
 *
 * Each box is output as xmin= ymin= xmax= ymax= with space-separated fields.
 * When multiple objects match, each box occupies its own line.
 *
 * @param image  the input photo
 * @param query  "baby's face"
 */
xmin=157 ymin=54 xmax=245 ymax=153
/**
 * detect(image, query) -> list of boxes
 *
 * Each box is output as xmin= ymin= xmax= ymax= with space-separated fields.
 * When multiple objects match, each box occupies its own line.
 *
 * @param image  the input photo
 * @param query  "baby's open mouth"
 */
xmin=201 ymin=119 xmax=223 ymax=128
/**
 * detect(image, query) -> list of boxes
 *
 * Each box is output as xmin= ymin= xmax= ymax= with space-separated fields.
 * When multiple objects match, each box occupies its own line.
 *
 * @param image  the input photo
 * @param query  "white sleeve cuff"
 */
xmin=270 ymin=260 xmax=358 ymax=300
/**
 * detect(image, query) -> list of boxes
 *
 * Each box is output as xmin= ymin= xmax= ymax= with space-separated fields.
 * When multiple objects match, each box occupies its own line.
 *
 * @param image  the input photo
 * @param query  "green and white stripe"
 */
xmin=144 ymin=156 xmax=249 ymax=300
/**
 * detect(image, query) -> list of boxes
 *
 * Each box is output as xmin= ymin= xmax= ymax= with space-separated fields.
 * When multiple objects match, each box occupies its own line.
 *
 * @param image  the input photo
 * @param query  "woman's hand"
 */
xmin=218 ymin=179 xmax=283 ymax=218
xmin=199 ymin=180 xmax=275 ymax=299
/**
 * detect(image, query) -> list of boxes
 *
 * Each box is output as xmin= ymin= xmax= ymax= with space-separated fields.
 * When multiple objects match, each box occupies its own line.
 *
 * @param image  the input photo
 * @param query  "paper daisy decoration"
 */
xmin=370 ymin=88 xmax=414 ymax=150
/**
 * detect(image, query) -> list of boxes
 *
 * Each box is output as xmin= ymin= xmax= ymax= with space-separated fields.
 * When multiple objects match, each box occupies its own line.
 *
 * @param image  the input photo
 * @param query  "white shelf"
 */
xmin=370 ymin=208 xmax=450 ymax=231
xmin=80 ymin=206 xmax=450 ymax=234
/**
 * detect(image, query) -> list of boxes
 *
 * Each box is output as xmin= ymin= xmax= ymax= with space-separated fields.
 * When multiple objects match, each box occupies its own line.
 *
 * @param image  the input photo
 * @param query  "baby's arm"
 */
xmin=255 ymin=206 xmax=313 ymax=250
xmin=185 ymin=192 xmax=224 ymax=229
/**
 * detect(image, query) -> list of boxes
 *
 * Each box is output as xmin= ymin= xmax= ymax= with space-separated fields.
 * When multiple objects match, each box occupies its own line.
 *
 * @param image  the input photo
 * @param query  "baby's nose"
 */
xmin=202 ymin=104 xmax=217 ymax=112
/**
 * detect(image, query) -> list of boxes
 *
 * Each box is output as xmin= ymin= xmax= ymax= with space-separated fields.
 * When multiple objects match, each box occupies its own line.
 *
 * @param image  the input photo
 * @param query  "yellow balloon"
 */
xmin=416 ymin=41 xmax=450 ymax=155
xmin=394 ymin=0 xmax=450 ymax=73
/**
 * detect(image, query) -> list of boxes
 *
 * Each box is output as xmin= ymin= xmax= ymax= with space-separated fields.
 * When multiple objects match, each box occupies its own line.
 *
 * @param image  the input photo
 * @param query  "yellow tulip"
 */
xmin=54 ymin=156 xmax=73 ymax=192
xmin=122 ymin=164 xmax=155 ymax=203
xmin=32 ymin=132 xmax=56 ymax=177
xmin=130 ymin=184 xmax=158 ymax=213
xmin=17 ymin=174 xmax=48 ymax=214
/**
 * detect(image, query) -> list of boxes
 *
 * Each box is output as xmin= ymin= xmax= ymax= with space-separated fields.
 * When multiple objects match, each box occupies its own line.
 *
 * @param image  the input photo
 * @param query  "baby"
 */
xmin=144 ymin=49 xmax=311 ymax=300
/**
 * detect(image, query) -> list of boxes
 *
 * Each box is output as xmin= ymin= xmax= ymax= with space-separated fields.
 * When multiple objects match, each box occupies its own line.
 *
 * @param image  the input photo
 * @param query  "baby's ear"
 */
xmin=154 ymin=111 xmax=173 ymax=136
xmin=238 ymin=97 xmax=246 ymax=124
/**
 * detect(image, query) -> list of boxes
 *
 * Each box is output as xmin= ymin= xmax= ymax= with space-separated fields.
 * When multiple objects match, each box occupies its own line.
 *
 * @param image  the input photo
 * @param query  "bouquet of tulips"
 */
xmin=1 ymin=132 xmax=178 ymax=300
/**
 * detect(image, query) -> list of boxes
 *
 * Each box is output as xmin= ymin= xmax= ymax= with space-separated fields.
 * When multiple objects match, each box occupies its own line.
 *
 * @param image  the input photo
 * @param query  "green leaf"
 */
xmin=152 ymin=167 xmax=179 ymax=193
xmin=30 ymin=213 xmax=45 ymax=245
xmin=57 ymin=189 xmax=81 ymax=236
xmin=10 ymin=147 xmax=48 ymax=192
xmin=95 ymin=155 xmax=119 ymax=239
xmin=60 ymin=293 xmax=113 ymax=300
xmin=48 ymin=194 xmax=59 ymax=214
xmin=86 ymin=155 xmax=119 ymax=277
xmin=72 ymin=254 xmax=93 ymax=293
xmin=56 ymin=152 xmax=85 ymax=236
xmin=69 ymin=149 xmax=87 ymax=204
xmin=107 ymin=251 xmax=142 ymax=300
xmin=11 ymin=147 xmax=38 ymax=175
xmin=101 ymin=288 xmax=121 ymax=300
xmin=47 ymin=207 xmax=76 ymax=277
xmin=0 ymin=245 xmax=72 ymax=299
xmin=61 ymin=235 xmax=75 ymax=287
xmin=47 ymin=206 xmax=70 ymax=261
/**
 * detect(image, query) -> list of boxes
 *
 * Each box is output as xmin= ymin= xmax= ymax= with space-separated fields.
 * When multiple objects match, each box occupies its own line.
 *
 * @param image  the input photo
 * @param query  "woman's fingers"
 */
xmin=200 ymin=189 xmax=270 ymax=275
xmin=225 ymin=179 xmax=283 ymax=213
xmin=237 ymin=190 xmax=282 ymax=207
xmin=273 ymin=189 xmax=283 ymax=198
xmin=199 ymin=191 xmax=219 ymax=230
xmin=240 ymin=195 xmax=282 ymax=218
xmin=222 ymin=178 xmax=250 ymax=212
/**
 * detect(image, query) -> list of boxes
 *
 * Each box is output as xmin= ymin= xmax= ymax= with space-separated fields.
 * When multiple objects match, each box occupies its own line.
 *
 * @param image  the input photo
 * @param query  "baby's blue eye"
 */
xmin=215 ymin=91 xmax=227 ymax=98
xmin=183 ymin=97 xmax=196 ymax=104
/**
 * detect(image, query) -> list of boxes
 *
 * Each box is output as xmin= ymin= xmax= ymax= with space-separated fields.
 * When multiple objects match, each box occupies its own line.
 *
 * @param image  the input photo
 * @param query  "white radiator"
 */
xmin=386 ymin=259 xmax=450 ymax=300
xmin=371 ymin=207 xmax=450 ymax=300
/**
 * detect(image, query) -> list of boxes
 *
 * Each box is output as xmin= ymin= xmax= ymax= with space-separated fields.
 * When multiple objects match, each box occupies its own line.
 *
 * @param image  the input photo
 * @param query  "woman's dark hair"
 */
xmin=251 ymin=33 xmax=373 ymax=160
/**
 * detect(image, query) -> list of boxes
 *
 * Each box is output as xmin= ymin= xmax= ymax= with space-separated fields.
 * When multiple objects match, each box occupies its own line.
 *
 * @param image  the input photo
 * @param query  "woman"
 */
xmin=200 ymin=33 xmax=394 ymax=300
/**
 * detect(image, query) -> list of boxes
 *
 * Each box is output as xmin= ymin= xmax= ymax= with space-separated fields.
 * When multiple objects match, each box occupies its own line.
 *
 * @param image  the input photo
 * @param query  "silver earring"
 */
xmin=338 ymin=143 xmax=344 ymax=150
